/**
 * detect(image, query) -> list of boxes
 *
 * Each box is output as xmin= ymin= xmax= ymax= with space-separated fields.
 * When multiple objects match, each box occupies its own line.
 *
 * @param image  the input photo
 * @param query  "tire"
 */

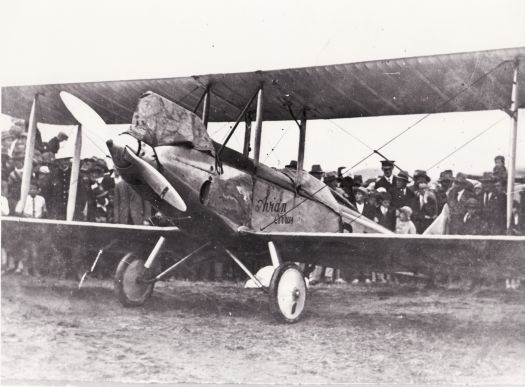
xmin=269 ymin=262 xmax=308 ymax=323
xmin=114 ymin=253 xmax=158 ymax=307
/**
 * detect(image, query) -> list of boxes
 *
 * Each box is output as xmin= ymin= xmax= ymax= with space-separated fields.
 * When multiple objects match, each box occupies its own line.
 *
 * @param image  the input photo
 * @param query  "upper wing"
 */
xmin=1 ymin=216 xmax=180 ymax=253
xmin=3 ymin=47 xmax=524 ymax=124
xmin=237 ymin=231 xmax=525 ymax=280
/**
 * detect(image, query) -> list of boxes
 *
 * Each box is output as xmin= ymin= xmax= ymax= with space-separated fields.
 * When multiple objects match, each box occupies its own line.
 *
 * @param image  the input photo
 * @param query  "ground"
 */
xmin=2 ymin=275 xmax=525 ymax=384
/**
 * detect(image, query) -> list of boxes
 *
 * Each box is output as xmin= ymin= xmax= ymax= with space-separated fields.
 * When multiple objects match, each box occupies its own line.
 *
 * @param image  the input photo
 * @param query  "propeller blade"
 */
xmin=124 ymin=146 xmax=187 ymax=212
xmin=60 ymin=91 xmax=107 ymax=129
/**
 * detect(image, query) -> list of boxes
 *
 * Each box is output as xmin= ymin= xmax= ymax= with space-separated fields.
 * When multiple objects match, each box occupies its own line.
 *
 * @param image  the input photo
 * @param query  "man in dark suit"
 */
xmin=375 ymin=160 xmax=398 ymax=197
xmin=435 ymin=170 xmax=454 ymax=213
xmin=478 ymin=172 xmax=498 ymax=234
xmin=411 ymin=182 xmax=438 ymax=234
xmin=447 ymin=172 xmax=476 ymax=234
xmin=457 ymin=198 xmax=486 ymax=235
xmin=392 ymin=170 xmax=415 ymax=209
xmin=493 ymin=179 xmax=507 ymax=234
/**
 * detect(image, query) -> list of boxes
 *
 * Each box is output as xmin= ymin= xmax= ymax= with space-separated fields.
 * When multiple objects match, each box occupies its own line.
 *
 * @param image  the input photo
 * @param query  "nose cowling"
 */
xmin=107 ymin=135 xmax=187 ymax=212
xmin=106 ymin=134 xmax=140 ymax=168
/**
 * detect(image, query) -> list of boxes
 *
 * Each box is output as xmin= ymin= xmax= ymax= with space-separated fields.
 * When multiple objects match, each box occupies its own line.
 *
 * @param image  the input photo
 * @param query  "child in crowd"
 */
xmin=493 ymin=155 xmax=507 ymax=183
xmin=396 ymin=206 xmax=417 ymax=234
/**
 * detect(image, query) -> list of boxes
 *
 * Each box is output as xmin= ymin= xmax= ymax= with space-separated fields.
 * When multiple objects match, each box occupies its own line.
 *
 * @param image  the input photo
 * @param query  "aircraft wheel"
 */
xmin=269 ymin=262 xmax=308 ymax=323
xmin=114 ymin=253 xmax=158 ymax=307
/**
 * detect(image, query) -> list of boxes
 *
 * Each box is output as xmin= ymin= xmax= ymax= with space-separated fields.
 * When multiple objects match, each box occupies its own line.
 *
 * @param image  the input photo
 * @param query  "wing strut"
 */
xmin=506 ymin=60 xmax=520 ymax=234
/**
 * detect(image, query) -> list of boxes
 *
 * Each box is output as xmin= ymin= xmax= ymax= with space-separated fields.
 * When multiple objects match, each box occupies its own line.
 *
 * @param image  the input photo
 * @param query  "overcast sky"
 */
xmin=1 ymin=0 xmax=524 ymax=179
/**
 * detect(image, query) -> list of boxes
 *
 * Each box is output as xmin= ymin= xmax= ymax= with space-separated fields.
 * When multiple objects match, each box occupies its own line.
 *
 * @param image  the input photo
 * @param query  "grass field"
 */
xmin=2 ymin=275 xmax=525 ymax=384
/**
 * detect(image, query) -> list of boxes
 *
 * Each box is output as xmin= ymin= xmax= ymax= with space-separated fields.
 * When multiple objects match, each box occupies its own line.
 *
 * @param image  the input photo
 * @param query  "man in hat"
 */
xmin=340 ymin=176 xmax=356 ymax=204
xmin=435 ymin=170 xmax=454 ymax=212
xmin=375 ymin=191 xmax=396 ymax=231
xmin=447 ymin=172 xmax=476 ymax=234
xmin=375 ymin=160 xmax=397 ymax=197
xmin=44 ymin=131 xmax=69 ymax=154
xmin=392 ymin=170 xmax=414 ymax=209
xmin=457 ymin=198 xmax=486 ymax=235
xmin=309 ymin=164 xmax=324 ymax=181
xmin=411 ymin=182 xmax=438 ymax=234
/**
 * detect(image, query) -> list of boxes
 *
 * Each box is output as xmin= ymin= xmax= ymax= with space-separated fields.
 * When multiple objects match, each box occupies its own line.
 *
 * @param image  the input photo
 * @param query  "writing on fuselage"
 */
xmin=255 ymin=198 xmax=294 ymax=224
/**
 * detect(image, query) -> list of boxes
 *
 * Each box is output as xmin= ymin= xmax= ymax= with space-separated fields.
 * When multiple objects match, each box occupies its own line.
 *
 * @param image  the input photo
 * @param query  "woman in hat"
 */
xmin=375 ymin=191 xmax=396 ymax=231
xmin=353 ymin=186 xmax=376 ymax=220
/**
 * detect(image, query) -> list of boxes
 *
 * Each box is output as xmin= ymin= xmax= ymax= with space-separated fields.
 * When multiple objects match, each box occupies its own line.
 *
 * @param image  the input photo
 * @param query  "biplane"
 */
xmin=2 ymin=47 xmax=525 ymax=323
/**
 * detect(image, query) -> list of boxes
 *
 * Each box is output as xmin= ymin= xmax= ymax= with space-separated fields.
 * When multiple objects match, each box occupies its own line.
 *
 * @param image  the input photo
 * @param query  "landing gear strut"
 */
xmin=113 ymin=237 xmax=308 ymax=323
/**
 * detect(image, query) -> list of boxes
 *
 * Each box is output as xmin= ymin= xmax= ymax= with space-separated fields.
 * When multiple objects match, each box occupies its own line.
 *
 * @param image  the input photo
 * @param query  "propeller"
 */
xmin=59 ymin=91 xmax=187 ymax=212
xmin=124 ymin=147 xmax=187 ymax=212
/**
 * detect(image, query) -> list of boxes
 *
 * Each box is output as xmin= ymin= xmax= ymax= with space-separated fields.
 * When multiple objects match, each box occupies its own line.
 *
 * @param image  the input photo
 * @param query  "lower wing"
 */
xmin=237 ymin=230 xmax=525 ymax=280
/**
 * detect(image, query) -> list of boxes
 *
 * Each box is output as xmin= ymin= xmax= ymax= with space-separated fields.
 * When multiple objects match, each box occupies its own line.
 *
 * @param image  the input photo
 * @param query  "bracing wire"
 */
xmin=259 ymin=59 xmax=511 ymax=231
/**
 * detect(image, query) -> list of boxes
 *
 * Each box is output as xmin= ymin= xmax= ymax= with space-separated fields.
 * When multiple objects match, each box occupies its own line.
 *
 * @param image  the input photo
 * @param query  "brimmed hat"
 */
xmin=380 ymin=160 xmax=395 ymax=168
xmin=480 ymin=171 xmax=495 ymax=183
xmin=285 ymin=160 xmax=297 ymax=169
xmin=309 ymin=164 xmax=324 ymax=174
xmin=414 ymin=169 xmax=431 ymax=183
xmin=379 ymin=191 xmax=392 ymax=201
xmin=340 ymin=176 xmax=354 ymax=189
xmin=57 ymin=131 xmax=69 ymax=140
xmin=324 ymin=174 xmax=337 ymax=184
xmin=494 ymin=155 xmax=505 ymax=162
xmin=353 ymin=175 xmax=363 ymax=186
xmin=455 ymin=172 xmax=467 ymax=184
xmin=353 ymin=186 xmax=369 ymax=196
xmin=93 ymin=158 xmax=109 ymax=172
xmin=397 ymin=170 xmax=410 ymax=182
xmin=438 ymin=170 xmax=454 ymax=182
xmin=465 ymin=198 xmax=478 ymax=208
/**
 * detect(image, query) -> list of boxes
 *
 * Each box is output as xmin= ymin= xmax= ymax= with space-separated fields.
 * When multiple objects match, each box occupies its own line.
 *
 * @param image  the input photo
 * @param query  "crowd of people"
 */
xmin=307 ymin=157 xmax=522 ymax=237
xmin=1 ymin=123 xmax=152 ymax=276
xmin=1 ymin=121 xmax=524 ymax=284
xmin=299 ymin=158 xmax=523 ymax=285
